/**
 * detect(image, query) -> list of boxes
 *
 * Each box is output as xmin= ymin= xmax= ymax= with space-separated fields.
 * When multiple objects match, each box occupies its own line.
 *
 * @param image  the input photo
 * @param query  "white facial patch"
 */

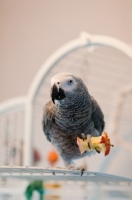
xmin=51 ymin=73 xmax=72 ymax=86
xmin=51 ymin=73 xmax=77 ymax=92
xmin=61 ymin=77 xmax=77 ymax=92
xmin=51 ymin=75 xmax=60 ymax=86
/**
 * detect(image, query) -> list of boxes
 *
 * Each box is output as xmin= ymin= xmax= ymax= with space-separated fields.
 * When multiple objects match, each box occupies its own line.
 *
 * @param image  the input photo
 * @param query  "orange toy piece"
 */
xmin=77 ymin=132 xmax=114 ymax=156
xmin=47 ymin=147 xmax=59 ymax=167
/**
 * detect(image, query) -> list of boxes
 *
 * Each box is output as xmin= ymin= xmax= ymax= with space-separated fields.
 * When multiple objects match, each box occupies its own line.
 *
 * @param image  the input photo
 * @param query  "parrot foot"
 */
xmin=66 ymin=165 xmax=85 ymax=176
xmin=87 ymin=134 xmax=91 ymax=149
xmin=81 ymin=133 xmax=87 ymax=140
xmin=81 ymin=133 xmax=91 ymax=149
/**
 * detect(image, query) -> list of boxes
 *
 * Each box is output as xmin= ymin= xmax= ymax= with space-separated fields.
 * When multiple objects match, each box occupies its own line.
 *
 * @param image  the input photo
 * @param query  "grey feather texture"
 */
xmin=42 ymin=73 xmax=105 ymax=170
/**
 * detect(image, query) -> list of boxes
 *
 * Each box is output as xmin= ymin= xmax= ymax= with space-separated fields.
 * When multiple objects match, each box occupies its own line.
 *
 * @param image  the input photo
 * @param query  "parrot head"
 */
xmin=50 ymin=73 xmax=88 ymax=107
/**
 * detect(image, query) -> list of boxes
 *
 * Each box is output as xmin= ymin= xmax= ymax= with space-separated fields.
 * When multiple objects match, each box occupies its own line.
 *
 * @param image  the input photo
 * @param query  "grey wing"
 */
xmin=42 ymin=101 xmax=55 ymax=142
xmin=91 ymin=96 xmax=105 ymax=135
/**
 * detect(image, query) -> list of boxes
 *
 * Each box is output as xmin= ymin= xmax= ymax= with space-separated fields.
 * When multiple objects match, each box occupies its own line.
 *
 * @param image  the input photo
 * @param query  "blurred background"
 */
xmin=0 ymin=1 xmax=132 ymax=199
xmin=0 ymin=0 xmax=132 ymax=102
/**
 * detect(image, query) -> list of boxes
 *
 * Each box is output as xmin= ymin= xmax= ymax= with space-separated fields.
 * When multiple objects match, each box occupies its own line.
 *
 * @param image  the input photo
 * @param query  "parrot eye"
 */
xmin=69 ymin=80 xmax=73 ymax=84
xmin=57 ymin=82 xmax=60 ymax=84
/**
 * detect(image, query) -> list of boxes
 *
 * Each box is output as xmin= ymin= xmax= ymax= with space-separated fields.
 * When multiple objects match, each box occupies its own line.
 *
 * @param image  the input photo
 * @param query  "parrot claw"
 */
xmin=80 ymin=133 xmax=91 ymax=149
xmin=81 ymin=133 xmax=87 ymax=141
xmin=66 ymin=165 xmax=85 ymax=176
xmin=79 ymin=166 xmax=85 ymax=176
xmin=87 ymin=134 xmax=91 ymax=149
xmin=95 ymin=148 xmax=100 ymax=154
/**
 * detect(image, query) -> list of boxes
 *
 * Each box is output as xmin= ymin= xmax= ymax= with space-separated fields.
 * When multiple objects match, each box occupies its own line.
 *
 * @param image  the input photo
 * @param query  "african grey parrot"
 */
xmin=42 ymin=73 xmax=105 ymax=173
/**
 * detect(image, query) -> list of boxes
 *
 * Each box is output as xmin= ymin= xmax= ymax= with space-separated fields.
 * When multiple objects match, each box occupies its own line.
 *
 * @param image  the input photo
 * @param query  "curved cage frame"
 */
xmin=0 ymin=97 xmax=26 ymax=115
xmin=24 ymin=32 xmax=132 ymax=166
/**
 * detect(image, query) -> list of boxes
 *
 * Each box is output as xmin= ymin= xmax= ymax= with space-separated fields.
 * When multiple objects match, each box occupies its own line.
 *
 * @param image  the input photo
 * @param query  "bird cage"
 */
xmin=0 ymin=97 xmax=27 ymax=198
xmin=0 ymin=97 xmax=26 ymax=166
xmin=23 ymin=32 xmax=132 ymax=177
xmin=0 ymin=32 xmax=132 ymax=199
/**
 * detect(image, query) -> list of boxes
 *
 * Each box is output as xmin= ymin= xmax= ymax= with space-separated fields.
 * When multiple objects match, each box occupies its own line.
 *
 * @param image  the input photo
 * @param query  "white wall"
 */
xmin=0 ymin=0 xmax=132 ymax=102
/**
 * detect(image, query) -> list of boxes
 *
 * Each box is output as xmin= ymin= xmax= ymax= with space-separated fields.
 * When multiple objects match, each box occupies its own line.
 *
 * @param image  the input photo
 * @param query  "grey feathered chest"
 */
xmin=54 ymin=94 xmax=93 ymax=136
xmin=50 ymin=96 xmax=94 ymax=160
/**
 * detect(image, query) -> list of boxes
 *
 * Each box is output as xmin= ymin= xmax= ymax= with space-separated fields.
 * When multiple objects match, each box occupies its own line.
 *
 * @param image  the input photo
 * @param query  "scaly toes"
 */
xmin=66 ymin=165 xmax=85 ymax=176
xmin=66 ymin=164 xmax=77 ymax=170
xmin=76 ymin=166 xmax=85 ymax=176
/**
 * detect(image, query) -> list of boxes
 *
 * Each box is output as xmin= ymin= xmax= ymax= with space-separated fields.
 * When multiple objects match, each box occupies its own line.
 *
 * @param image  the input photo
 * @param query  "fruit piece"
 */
xmin=77 ymin=132 xmax=114 ymax=156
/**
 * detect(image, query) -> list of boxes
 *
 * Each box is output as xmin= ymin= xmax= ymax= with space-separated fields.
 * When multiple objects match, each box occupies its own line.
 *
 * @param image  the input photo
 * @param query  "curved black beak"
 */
xmin=51 ymin=84 xmax=65 ymax=104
